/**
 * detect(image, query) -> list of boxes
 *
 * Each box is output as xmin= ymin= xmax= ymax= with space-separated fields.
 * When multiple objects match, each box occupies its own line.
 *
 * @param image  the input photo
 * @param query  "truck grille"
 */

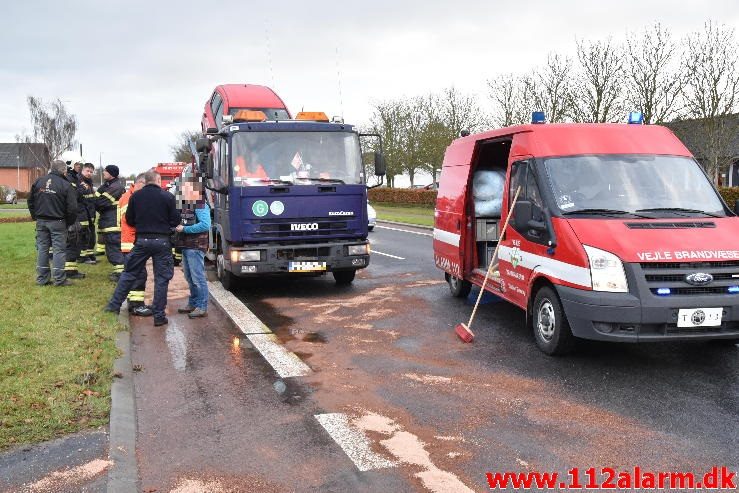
xmin=640 ymin=261 xmax=739 ymax=296
xmin=251 ymin=218 xmax=349 ymax=238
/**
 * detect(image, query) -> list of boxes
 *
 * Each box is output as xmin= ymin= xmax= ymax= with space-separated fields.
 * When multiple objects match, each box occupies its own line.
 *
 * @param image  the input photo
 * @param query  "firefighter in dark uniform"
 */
xmin=95 ymin=165 xmax=125 ymax=280
xmin=79 ymin=163 xmax=98 ymax=264
xmin=63 ymin=161 xmax=86 ymax=279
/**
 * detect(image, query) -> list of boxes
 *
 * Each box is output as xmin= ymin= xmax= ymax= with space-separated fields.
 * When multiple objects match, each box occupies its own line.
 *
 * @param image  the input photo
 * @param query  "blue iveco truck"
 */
xmin=195 ymin=110 xmax=385 ymax=290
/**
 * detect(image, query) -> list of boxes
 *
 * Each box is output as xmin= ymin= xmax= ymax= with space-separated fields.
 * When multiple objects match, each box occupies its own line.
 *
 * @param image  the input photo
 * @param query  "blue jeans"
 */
xmin=108 ymin=237 xmax=173 ymax=319
xmin=182 ymin=249 xmax=208 ymax=310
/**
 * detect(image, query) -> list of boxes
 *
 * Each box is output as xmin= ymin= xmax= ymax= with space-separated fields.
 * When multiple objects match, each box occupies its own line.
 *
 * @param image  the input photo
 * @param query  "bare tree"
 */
xmin=26 ymin=96 xmax=77 ymax=160
xmin=682 ymin=21 xmax=739 ymax=184
xmin=170 ymin=130 xmax=200 ymax=163
xmin=625 ymin=23 xmax=684 ymax=124
xmin=532 ymin=54 xmax=575 ymax=123
xmin=487 ymin=73 xmax=537 ymax=126
xmin=572 ymin=38 xmax=625 ymax=122
xmin=369 ymin=100 xmax=408 ymax=187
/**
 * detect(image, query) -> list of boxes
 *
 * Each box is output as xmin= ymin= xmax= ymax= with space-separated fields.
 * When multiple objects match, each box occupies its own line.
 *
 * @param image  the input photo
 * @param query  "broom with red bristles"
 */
xmin=455 ymin=186 xmax=522 ymax=343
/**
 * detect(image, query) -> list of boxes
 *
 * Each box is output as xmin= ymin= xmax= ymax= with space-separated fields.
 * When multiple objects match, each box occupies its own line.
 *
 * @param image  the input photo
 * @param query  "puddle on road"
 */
xmin=165 ymin=321 xmax=188 ymax=372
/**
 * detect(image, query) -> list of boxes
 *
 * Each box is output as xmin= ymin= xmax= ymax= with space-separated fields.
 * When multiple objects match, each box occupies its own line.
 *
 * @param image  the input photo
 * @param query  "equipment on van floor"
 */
xmin=455 ymin=186 xmax=521 ymax=343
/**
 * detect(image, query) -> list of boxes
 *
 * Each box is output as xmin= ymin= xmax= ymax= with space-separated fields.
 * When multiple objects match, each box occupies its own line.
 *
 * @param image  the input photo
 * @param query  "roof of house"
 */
xmin=665 ymin=114 xmax=739 ymax=161
xmin=0 ymin=143 xmax=50 ymax=169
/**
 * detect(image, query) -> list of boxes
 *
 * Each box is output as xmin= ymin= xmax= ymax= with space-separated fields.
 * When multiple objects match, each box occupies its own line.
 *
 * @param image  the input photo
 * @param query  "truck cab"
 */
xmin=434 ymin=116 xmax=739 ymax=354
xmin=198 ymin=110 xmax=385 ymax=290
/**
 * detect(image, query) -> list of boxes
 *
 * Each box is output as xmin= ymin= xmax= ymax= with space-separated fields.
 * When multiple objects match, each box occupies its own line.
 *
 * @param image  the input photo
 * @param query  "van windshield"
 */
xmin=229 ymin=107 xmax=290 ymax=121
xmin=231 ymin=131 xmax=363 ymax=186
xmin=543 ymin=154 xmax=727 ymax=217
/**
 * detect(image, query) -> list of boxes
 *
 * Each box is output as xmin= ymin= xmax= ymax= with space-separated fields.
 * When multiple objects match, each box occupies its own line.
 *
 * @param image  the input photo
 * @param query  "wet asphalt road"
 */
xmin=132 ymin=223 xmax=738 ymax=492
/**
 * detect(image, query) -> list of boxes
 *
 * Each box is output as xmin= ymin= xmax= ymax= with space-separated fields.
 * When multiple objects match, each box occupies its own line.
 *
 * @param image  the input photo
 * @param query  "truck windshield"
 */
xmin=543 ymin=154 xmax=727 ymax=217
xmin=231 ymin=131 xmax=363 ymax=186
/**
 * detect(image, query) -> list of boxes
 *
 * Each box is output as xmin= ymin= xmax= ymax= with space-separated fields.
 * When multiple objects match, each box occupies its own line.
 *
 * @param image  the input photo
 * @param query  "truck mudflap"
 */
xmin=556 ymin=285 xmax=739 ymax=342
xmin=224 ymin=240 xmax=370 ymax=277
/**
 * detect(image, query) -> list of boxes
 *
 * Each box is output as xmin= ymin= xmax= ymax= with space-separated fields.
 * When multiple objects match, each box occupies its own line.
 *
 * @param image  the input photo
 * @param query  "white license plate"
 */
xmin=677 ymin=307 xmax=722 ymax=327
xmin=288 ymin=261 xmax=326 ymax=272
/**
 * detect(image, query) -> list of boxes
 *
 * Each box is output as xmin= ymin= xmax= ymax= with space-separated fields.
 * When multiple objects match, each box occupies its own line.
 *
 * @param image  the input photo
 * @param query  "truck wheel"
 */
xmin=217 ymin=251 xmax=239 ymax=291
xmin=448 ymin=275 xmax=471 ymax=298
xmin=333 ymin=270 xmax=356 ymax=285
xmin=532 ymin=286 xmax=575 ymax=355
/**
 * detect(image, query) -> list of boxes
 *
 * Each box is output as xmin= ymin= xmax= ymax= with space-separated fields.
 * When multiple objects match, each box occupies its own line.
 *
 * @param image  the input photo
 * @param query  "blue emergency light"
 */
xmin=627 ymin=111 xmax=644 ymax=124
xmin=728 ymin=286 xmax=739 ymax=294
xmin=656 ymin=288 xmax=671 ymax=296
xmin=531 ymin=111 xmax=546 ymax=124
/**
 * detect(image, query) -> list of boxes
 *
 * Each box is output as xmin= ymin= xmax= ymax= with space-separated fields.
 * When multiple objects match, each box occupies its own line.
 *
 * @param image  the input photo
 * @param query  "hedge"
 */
xmin=370 ymin=186 xmax=739 ymax=209
xmin=719 ymin=187 xmax=739 ymax=207
xmin=368 ymin=188 xmax=437 ymax=206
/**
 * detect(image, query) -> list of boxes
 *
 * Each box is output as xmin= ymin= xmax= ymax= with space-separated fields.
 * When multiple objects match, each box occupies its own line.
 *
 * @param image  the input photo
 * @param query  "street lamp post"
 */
xmin=16 ymin=153 xmax=20 ymax=192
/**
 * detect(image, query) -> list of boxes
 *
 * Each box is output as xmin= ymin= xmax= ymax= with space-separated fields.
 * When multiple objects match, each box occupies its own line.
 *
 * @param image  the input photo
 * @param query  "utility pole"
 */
xmin=16 ymin=151 xmax=20 ymax=192
xmin=99 ymin=152 xmax=103 ymax=186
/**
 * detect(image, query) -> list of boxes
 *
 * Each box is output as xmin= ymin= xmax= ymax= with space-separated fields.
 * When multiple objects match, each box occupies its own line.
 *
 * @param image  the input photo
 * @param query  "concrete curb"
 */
xmin=107 ymin=308 xmax=139 ymax=493
xmin=377 ymin=219 xmax=433 ymax=231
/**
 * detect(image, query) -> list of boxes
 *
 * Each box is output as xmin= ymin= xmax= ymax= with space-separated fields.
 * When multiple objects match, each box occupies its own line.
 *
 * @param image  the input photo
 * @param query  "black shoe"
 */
xmin=109 ymin=273 xmax=121 ymax=282
xmin=66 ymin=271 xmax=86 ymax=279
xmin=103 ymin=305 xmax=119 ymax=313
xmin=154 ymin=317 xmax=168 ymax=327
xmin=54 ymin=280 xmax=74 ymax=286
xmin=132 ymin=306 xmax=153 ymax=317
xmin=82 ymin=258 xmax=97 ymax=265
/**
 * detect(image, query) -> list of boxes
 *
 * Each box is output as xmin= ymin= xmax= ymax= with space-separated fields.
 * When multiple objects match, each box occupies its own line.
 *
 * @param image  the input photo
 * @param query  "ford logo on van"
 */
xmin=685 ymin=272 xmax=713 ymax=286
xmin=290 ymin=223 xmax=319 ymax=231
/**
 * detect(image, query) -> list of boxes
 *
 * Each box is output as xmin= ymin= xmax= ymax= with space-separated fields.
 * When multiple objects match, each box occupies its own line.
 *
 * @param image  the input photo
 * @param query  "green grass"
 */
xmin=0 ymin=203 xmax=27 ymax=210
xmin=0 ymin=210 xmax=31 ymax=218
xmin=374 ymin=204 xmax=434 ymax=227
xmin=0 ymin=222 xmax=122 ymax=450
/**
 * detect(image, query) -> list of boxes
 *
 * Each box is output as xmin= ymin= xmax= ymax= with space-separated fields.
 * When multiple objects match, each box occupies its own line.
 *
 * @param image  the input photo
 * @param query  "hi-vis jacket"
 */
xmin=119 ymin=187 xmax=136 ymax=252
xmin=95 ymin=178 xmax=124 ymax=232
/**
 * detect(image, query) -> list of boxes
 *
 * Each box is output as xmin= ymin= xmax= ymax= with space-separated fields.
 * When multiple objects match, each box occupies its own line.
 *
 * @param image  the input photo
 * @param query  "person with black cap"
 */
xmin=94 ymin=165 xmax=125 ymax=280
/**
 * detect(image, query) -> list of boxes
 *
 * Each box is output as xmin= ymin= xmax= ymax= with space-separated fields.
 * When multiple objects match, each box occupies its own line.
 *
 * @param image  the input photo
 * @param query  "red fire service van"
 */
xmin=154 ymin=162 xmax=188 ymax=190
xmin=434 ymin=112 xmax=739 ymax=355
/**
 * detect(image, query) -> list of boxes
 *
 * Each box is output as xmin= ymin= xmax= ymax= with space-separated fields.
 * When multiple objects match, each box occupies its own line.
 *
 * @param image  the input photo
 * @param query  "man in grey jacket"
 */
xmin=28 ymin=160 xmax=78 ymax=286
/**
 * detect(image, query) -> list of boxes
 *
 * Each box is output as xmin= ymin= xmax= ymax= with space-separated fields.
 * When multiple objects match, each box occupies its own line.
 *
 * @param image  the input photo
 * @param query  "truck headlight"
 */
xmin=231 ymin=250 xmax=261 ymax=263
xmin=348 ymin=244 xmax=369 ymax=256
xmin=583 ymin=245 xmax=628 ymax=293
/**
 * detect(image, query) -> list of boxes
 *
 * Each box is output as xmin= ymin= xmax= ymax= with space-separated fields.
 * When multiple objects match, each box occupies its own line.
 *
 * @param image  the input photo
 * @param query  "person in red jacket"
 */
xmin=119 ymin=173 xmax=152 ymax=317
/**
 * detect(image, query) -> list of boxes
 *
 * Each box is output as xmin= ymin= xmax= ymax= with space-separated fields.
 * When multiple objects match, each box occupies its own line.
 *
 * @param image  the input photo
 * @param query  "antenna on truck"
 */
xmin=264 ymin=20 xmax=276 ymax=89
xmin=335 ymin=46 xmax=344 ymax=120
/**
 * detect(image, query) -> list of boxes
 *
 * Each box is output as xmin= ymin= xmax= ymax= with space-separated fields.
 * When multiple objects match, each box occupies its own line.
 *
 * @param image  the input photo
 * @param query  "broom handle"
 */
xmin=466 ymin=186 xmax=522 ymax=329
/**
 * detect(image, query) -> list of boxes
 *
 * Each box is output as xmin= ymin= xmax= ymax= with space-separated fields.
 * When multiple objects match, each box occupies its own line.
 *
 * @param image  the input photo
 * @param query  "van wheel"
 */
xmin=217 ymin=250 xmax=239 ymax=291
xmin=532 ymin=286 xmax=575 ymax=355
xmin=448 ymin=275 xmax=471 ymax=298
xmin=333 ymin=270 xmax=356 ymax=285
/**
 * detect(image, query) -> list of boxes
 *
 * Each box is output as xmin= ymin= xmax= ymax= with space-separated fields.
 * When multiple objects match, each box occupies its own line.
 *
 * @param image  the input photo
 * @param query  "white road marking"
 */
xmin=373 ymin=250 xmax=406 ymax=260
xmin=165 ymin=323 xmax=187 ymax=371
xmin=209 ymin=281 xmax=312 ymax=378
xmin=376 ymin=225 xmax=433 ymax=237
xmin=314 ymin=413 xmax=397 ymax=472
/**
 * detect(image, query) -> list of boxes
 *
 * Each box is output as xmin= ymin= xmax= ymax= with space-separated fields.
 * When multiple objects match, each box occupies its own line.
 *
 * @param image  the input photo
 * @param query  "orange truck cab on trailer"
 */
xmin=434 ymin=114 xmax=739 ymax=355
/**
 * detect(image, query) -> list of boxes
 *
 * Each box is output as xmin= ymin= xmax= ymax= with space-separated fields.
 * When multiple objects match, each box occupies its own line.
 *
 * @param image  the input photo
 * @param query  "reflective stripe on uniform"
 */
xmin=64 ymin=261 xmax=78 ymax=270
xmin=101 ymin=192 xmax=118 ymax=205
xmin=112 ymin=264 xmax=124 ymax=274
xmin=95 ymin=243 xmax=106 ymax=253
xmin=79 ymin=220 xmax=89 ymax=226
xmin=121 ymin=242 xmax=134 ymax=252
xmin=100 ymin=226 xmax=121 ymax=233
xmin=127 ymin=290 xmax=145 ymax=302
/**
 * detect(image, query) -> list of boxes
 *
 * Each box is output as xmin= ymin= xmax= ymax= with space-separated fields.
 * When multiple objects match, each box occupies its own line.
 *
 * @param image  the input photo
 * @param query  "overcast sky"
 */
xmin=1 ymin=0 xmax=738 ymax=177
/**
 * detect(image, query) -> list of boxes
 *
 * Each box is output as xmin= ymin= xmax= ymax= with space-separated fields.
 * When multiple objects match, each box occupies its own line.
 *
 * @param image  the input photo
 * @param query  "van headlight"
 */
xmin=583 ymin=245 xmax=628 ymax=293
xmin=348 ymin=244 xmax=369 ymax=256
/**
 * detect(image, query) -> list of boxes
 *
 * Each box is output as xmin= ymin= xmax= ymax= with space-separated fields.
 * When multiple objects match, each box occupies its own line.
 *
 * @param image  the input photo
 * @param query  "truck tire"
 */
xmin=448 ymin=275 xmax=471 ymax=298
xmin=532 ymin=286 xmax=575 ymax=355
xmin=216 ymin=250 xmax=240 ymax=291
xmin=333 ymin=270 xmax=356 ymax=285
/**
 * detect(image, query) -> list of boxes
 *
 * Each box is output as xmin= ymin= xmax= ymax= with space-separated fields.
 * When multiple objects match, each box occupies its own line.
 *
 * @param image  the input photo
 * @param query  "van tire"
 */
xmin=448 ymin=275 xmax=471 ymax=298
xmin=532 ymin=286 xmax=575 ymax=355
xmin=333 ymin=269 xmax=356 ymax=285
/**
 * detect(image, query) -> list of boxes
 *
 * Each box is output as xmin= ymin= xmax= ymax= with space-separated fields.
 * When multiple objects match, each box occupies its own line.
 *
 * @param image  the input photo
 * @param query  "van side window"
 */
xmin=526 ymin=167 xmax=544 ymax=218
xmin=211 ymin=93 xmax=223 ymax=127
xmin=509 ymin=160 xmax=528 ymax=208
